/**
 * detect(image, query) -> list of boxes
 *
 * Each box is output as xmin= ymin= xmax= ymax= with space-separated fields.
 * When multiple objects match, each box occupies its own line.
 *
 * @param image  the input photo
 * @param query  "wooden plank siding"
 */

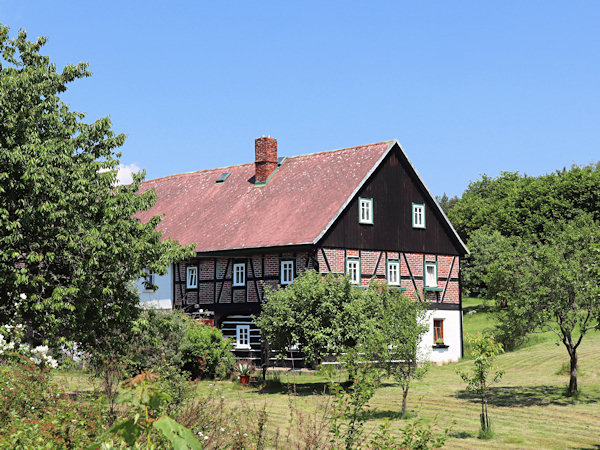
xmin=318 ymin=144 xmax=464 ymax=256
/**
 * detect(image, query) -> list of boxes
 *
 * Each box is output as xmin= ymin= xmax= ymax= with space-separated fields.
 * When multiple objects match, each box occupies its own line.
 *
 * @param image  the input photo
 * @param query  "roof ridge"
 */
xmin=142 ymin=139 xmax=395 ymax=184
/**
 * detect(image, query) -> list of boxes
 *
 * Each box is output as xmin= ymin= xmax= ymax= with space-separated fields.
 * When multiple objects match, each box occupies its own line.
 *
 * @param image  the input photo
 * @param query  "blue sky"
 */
xmin=3 ymin=1 xmax=599 ymax=196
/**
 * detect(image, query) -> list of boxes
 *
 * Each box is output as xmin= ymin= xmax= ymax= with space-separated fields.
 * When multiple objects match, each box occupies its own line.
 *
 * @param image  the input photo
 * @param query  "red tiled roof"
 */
xmin=137 ymin=141 xmax=395 ymax=252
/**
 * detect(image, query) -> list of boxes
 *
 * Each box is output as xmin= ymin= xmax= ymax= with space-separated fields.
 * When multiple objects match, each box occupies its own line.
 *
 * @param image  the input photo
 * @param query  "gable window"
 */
xmin=280 ymin=260 xmax=294 ymax=285
xmin=387 ymin=260 xmax=400 ymax=286
xmin=233 ymin=262 xmax=246 ymax=287
xmin=346 ymin=258 xmax=360 ymax=285
xmin=186 ymin=266 xmax=198 ymax=289
xmin=412 ymin=203 xmax=425 ymax=229
xmin=236 ymin=324 xmax=250 ymax=349
xmin=358 ymin=197 xmax=373 ymax=224
xmin=424 ymin=262 xmax=437 ymax=288
xmin=433 ymin=319 xmax=444 ymax=344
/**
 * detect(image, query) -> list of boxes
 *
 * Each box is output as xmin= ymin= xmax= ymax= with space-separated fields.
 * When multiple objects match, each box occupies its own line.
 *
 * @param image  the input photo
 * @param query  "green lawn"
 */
xmin=56 ymin=298 xmax=600 ymax=448
xmin=192 ymin=298 xmax=600 ymax=448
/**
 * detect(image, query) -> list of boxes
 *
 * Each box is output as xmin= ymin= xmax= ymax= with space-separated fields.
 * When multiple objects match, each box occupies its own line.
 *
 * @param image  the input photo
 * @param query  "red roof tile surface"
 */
xmin=137 ymin=141 xmax=394 ymax=252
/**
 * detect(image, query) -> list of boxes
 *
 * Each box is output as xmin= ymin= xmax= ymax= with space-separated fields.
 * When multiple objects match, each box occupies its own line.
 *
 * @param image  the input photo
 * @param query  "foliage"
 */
xmin=0 ymin=356 xmax=106 ymax=448
xmin=0 ymin=25 xmax=193 ymax=350
xmin=236 ymin=360 xmax=255 ymax=376
xmin=448 ymin=167 xmax=600 ymax=244
xmin=486 ymin=215 xmax=600 ymax=396
xmin=397 ymin=416 xmax=450 ymax=449
xmin=448 ymin=166 xmax=600 ymax=296
xmin=0 ymin=323 xmax=58 ymax=368
xmin=435 ymin=192 xmax=459 ymax=216
xmin=256 ymin=270 xmax=376 ymax=365
xmin=127 ymin=309 xmax=190 ymax=375
xmin=361 ymin=283 xmax=430 ymax=417
xmin=329 ymin=348 xmax=383 ymax=449
xmin=457 ymin=333 xmax=504 ymax=433
xmin=179 ymin=322 xmax=235 ymax=379
xmin=90 ymin=371 xmax=203 ymax=449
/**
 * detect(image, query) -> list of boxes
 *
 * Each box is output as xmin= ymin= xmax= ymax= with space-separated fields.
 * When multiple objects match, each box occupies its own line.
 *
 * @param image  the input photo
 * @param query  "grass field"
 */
xmin=195 ymin=298 xmax=600 ymax=448
xmin=57 ymin=298 xmax=600 ymax=448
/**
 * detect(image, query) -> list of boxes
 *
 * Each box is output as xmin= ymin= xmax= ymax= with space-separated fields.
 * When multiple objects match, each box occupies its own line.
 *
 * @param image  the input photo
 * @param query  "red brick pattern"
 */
xmin=175 ymin=252 xmax=313 ymax=305
xmin=316 ymin=248 xmax=460 ymax=303
xmin=255 ymin=136 xmax=278 ymax=183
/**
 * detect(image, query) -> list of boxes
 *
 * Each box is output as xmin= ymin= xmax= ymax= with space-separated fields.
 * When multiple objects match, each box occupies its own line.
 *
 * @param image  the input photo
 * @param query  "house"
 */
xmin=136 ymin=137 xmax=468 ymax=364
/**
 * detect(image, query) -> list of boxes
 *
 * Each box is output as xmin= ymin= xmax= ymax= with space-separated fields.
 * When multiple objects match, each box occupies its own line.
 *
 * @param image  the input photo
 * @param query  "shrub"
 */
xmin=126 ymin=309 xmax=190 ymax=375
xmin=0 ymin=356 xmax=106 ymax=448
xmin=179 ymin=322 xmax=235 ymax=379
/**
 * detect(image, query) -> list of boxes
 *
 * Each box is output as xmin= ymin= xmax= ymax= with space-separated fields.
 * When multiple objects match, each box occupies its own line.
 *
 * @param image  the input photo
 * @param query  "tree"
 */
xmin=361 ymin=284 xmax=429 ymax=417
xmin=457 ymin=333 xmax=504 ymax=436
xmin=0 ymin=26 xmax=192 ymax=349
xmin=435 ymin=193 xmax=459 ymax=216
xmin=255 ymin=270 xmax=371 ymax=365
xmin=486 ymin=215 xmax=600 ymax=396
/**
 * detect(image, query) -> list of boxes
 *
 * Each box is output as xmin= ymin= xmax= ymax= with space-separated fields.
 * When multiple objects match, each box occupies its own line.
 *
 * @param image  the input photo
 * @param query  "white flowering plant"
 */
xmin=0 ymin=324 xmax=59 ymax=369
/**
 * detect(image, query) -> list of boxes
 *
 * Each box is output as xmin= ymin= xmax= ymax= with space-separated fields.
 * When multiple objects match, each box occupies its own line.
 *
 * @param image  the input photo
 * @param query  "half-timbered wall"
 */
xmin=316 ymin=248 xmax=459 ymax=305
xmin=174 ymin=251 xmax=314 ymax=308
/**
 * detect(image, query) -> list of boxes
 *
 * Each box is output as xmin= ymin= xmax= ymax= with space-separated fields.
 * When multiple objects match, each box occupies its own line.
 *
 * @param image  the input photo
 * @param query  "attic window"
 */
xmin=277 ymin=156 xmax=287 ymax=166
xmin=412 ymin=203 xmax=425 ymax=228
xmin=358 ymin=198 xmax=373 ymax=224
xmin=216 ymin=172 xmax=230 ymax=183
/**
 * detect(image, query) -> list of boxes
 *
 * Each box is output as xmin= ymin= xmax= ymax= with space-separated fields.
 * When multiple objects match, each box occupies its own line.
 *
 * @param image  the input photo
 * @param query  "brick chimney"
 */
xmin=255 ymin=136 xmax=277 ymax=184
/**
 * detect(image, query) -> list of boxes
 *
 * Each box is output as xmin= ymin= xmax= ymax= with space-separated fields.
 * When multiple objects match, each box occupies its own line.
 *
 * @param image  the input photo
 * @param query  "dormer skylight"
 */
xmin=216 ymin=172 xmax=230 ymax=184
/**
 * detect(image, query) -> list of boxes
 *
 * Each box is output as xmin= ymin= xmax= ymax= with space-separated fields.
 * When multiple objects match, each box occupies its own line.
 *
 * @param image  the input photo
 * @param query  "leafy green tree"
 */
xmin=449 ymin=167 xmax=600 ymax=244
xmin=486 ymin=215 xmax=600 ymax=396
xmin=255 ymin=270 xmax=371 ymax=365
xmin=435 ymin=193 xmax=459 ymax=216
xmin=361 ymin=284 xmax=429 ymax=417
xmin=0 ymin=25 xmax=192 ymax=349
xmin=457 ymin=333 xmax=504 ymax=436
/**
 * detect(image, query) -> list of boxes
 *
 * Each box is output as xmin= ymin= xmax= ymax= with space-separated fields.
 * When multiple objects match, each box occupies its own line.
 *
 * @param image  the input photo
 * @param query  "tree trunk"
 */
xmin=401 ymin=384 xmax=409 ymax=417
xmin=568 ymin=349 xmax=578 ymax=396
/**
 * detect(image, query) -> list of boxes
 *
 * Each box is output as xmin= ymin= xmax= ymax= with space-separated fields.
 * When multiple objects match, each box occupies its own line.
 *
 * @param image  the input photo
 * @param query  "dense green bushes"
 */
xmin=180 ymin=321 xmax=236 ymax=379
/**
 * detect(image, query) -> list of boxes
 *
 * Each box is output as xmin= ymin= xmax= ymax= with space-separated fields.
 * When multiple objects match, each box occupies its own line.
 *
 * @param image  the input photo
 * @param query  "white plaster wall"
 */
xmin=419 ymin=309 xmax=462 ymax=364
xmin=137 ymin=265 xmax=173 ymax=310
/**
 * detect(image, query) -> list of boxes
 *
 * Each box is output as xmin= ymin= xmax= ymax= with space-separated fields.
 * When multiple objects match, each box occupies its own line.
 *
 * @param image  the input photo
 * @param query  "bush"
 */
xmin=126 ymin=309 xmax=190 ymax=375
xmin=179 ymin=322 xmax=235 ymax=379
xmin=0 ymin=357 xmax=106 ymax=448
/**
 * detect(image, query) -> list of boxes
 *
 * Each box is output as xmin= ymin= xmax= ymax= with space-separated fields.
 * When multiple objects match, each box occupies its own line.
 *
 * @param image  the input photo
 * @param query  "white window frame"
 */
xmin=387 ymin=260 xmax=400 ymax=286
xmin=424 ymin=262 xmax=438 ymax=288
xmin=186 ymin=266 xmax=198 ymax=289
xmin=232 ymin=262 xmax=246 ymax=287
xmin=280 ymin=260 xmax=294 ymax=285
xmin=358 ymin=197 xmax=373 ymax=224
xmin=235 ymin=324 xmax=250 ymax=349
xmin=346 ymin=258 xmax=360 ymax=285
xmin=412 ymin=203 xmax=425 ymax=229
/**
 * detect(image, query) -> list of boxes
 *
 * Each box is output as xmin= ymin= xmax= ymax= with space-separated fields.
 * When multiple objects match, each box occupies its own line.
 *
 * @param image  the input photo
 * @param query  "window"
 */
xmin=186 ymin=266 xmax=198 ymax=289
xmin=433 ymin=319 xmax=444 ymax=344
xmin=387 ymin=260 xmax=400 ymax=286
xmin=236 ymin=325 xmax=250 ymax=349
xmin=233 ymin=263 xmax=246 ymax=286
xmin=280 ymin=260 xmax=294 ymax=285
xmin=358 ymin=197 xmax=373 ymax=224
xmin=346 ymin=258 xmax=360 ymax=285
xmin=424 ymin=262 xmax=437 ymax=288
xmin=412 ymin=203 xmax=425 ymax=228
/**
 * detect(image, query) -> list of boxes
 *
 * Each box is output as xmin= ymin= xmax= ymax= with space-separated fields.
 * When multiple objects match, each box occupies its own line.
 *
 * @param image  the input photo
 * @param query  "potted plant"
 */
xmin=236 ymin=361 xmax=254 ymax=385
xmin=434 ymin=338 xmax=445 ymax=346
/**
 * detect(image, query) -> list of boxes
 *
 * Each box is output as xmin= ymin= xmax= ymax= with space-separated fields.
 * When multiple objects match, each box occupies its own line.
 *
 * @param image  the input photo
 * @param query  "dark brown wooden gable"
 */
xmin=318 ymin=143 xmax=464 ymax=255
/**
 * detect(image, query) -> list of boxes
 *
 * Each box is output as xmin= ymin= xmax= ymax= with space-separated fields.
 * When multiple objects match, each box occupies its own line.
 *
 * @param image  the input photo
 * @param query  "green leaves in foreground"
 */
xmin=0 ymin=24 xmax=193 ymax=349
